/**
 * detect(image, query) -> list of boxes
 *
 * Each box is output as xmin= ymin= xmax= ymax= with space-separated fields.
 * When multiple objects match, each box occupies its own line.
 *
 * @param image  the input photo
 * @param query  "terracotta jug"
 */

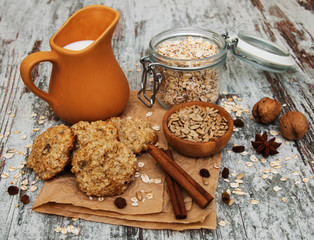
xmin=20 ymin=5 xmax=129 ymax=124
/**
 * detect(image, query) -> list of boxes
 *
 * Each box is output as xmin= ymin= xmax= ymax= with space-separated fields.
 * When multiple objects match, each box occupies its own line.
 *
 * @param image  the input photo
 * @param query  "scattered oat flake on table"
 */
xmin=61 ymin=228 xmax=68 ymax=235
xmin=31 ymin=113 xmax=37 ymax=117
xmin=218 ymin=221 xmax=226 ymax=227
xmin=8 ymin=166 xmax=17 ymax=172
xmin=222 ymin=91 xmax=228 ymax=95
xmin=261 ymin=174 xmax=268 ymax=179
xmin=250 ymin=200 xmax=259 ymax=205
xmin=228 ymin=198 xmax=235 ymax=206
xmin=13 ymin=172 xmax=22 ymax=180
xmin=235 ymin=179 xmax=243 ymax=184
xmin=284 ymin=156 xmax=291 ymax=160
xmin=285 ymin=141 xmax=289 ymax=145
xmin=89 ymin=197 xmax=93 ymax=200
xmin=224 ymin=178 xmax=230 ymax=182
xmin=230 ymin=182 xmax=239 ymax=188
xmin=72 ymin=217 xmax=79 ymax=221
xmin=270 ymin=169 xmax=279 ymax=174
xmin=280 ymin=177 xmax=289 ymax=182
xmin=214 ymin=164 xmax=221 ymax=169
xmin=270 ymin=131 xmax=279 ymax=136
xmin=20 ymin=135 xmax=27 ymax=140
xmin=13 ymin=131 xmax=21 ymax=134
xmin=21 ymin=179 xmax=28 ymax=185
xmin=246 ymin=162 xmax=253 ymax=167
xmin=1 ymin=173 xmax=9 ymax=179
xmin=138 ymin=162 xmax=144 ymax=168
xmin=146 ymin=112 xmax=153 ymax=117
xmin=3 ymin=153 xmax=14 ymax=159
xmin=302 ymin=178 xmax=309 ymax=183
xmin=5 ymin=131 xmax=10 ymax=137
xmin=241 ymin=151 xmax=249 ymax=156
xmin=24 ymin=144 xmax=32 ymax=148
xmin=38 ymin=120 xmax=46 ymax=124
xmin=282 ymin=197 xmax=287 ymax=203
xmin=33 ymin=128 xmax=40 ymax=132
xmin=132 ymin=202 xmax=139 ymax=207
xmin=146 ymin=193 xmax=153 ymax=199
xmin=154 ymin=178 xmax=162 ymax=184
xmin=55 ymin=226 xmax=62 ymax=233
xmin=293 ymin=154 xmax=298 ymax=159
xmin=141 ymin=174 xmax=150 ymax=183
xmin=152 ymin=125 xmax=160 ymax=131
xmin=273 ymin=186 xmax=282 ymax=192
xmin=250 ymin=155 xmax=259 ymax=162
xmin=131 ymin=197 xmax=138 ymax=203
xmin=233 ymin=190 xmax=247 ymax=196
xmin=293 ymin=171 xmax=300 ymax=176
xmin=30 ymin=185 xmax=37 ymax=192
xmin=20 ymin=185 xmax=27 ymax=191
xmin=270 ymin=162 xmax=281 ymax=167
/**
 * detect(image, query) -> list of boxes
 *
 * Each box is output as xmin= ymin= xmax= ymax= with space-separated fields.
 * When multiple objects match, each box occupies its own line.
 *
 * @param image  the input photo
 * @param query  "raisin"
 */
xmin=233 ymin=118 xmax=244 ymax=127
xmin=221 ymin=191 xmax=230 ymax=204
xmin=199 ymin=168 xmax=210 ymax=178
xmin=8 ymin=186 xmax=19 ymax=195
xmin=221 ymin=167 xmax=229 ymax=179
xmin=21 ymin=195 xmax=30 ymax=204
xmin=114 ymin=197 xmax=127 ymax=209
xmin=78 ymin=160 xmax=88 ymax=168
xmin=232 ymin=145 xmax=245 ymax=153
xmin=42 ymin=144 xmax=51 ymax=155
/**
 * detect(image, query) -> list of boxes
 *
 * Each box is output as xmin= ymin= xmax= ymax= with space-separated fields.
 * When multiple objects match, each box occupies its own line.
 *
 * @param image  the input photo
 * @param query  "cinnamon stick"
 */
xmin=147 ymin=145 xmax=213 ymax=209
xmin=163 ymin=149 xmax=187 ymax=219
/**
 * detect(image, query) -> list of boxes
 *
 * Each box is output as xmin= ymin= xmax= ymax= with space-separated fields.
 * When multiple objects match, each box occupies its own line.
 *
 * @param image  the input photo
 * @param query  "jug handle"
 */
xmin=20 ymin=51 xmax=58 ymax=106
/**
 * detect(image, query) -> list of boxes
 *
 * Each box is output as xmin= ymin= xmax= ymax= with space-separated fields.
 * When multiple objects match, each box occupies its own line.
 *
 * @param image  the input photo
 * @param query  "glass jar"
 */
xmin=138 ymin=28 xmax=294 ymax=108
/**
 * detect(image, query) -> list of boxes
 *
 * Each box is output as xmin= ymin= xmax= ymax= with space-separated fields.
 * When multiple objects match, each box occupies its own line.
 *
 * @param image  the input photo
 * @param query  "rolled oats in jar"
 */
xmin=139 ymin=28 xmax=227 ymax=108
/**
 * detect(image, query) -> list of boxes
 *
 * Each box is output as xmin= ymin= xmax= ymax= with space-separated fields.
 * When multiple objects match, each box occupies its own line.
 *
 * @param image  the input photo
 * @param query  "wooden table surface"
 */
xmin=0 ymin=0 xmax=313 ymax=239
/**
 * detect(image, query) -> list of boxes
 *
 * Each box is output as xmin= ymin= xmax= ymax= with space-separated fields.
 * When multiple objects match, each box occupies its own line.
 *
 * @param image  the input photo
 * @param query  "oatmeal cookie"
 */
xmin=71 ymin=120 xmax=118 ymax=149
xmin=26 ymin=125 xmax=75 ymax=180
xmin=71 ymin=141 xmax=137 ymax=196
xmin=111 ymin=117 xmax=158 ymax=154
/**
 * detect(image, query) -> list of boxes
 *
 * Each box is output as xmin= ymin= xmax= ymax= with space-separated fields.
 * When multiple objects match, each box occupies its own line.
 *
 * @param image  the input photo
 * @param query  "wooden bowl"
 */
xmin=162 ymin=101 xmax=234 ymax=157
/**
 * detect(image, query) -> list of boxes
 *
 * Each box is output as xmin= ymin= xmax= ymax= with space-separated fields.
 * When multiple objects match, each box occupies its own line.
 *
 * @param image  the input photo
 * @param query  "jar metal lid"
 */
xmin=227 ymin=33 xmax=295 ymax=73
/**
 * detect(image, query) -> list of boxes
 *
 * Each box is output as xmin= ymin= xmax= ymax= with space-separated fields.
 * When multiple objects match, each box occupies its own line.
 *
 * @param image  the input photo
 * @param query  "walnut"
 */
xmin=279 ymin=111 xmax=308 ymax=140
xmin=252 ymin=97 xmax=281 ymax=124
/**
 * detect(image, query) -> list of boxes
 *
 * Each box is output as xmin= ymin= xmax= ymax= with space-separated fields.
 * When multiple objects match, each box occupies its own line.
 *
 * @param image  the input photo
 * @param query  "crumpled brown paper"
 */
xmin=32 ymin=92 xmax=221 ymax=230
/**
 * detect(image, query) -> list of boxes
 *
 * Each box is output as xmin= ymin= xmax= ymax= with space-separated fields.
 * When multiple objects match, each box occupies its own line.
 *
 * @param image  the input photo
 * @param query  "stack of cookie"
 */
xmin=26 ymin=117 xmax=158 ymax=197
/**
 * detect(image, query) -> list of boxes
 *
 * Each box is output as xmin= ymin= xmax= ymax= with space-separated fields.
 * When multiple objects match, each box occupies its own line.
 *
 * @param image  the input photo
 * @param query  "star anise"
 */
xmin=251 ymin=132 xmax=281 ymax=157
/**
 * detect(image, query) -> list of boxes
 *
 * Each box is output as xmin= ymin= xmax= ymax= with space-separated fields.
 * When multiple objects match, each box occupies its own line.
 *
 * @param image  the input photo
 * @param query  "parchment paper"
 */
xmin=32 ymin=92 xmax=221 ymax=230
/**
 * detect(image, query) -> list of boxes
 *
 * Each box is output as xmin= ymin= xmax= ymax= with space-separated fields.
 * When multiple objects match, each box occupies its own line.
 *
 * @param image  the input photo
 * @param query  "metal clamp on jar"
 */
xmin=138 ymin=28 xmax=294 ymax=108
